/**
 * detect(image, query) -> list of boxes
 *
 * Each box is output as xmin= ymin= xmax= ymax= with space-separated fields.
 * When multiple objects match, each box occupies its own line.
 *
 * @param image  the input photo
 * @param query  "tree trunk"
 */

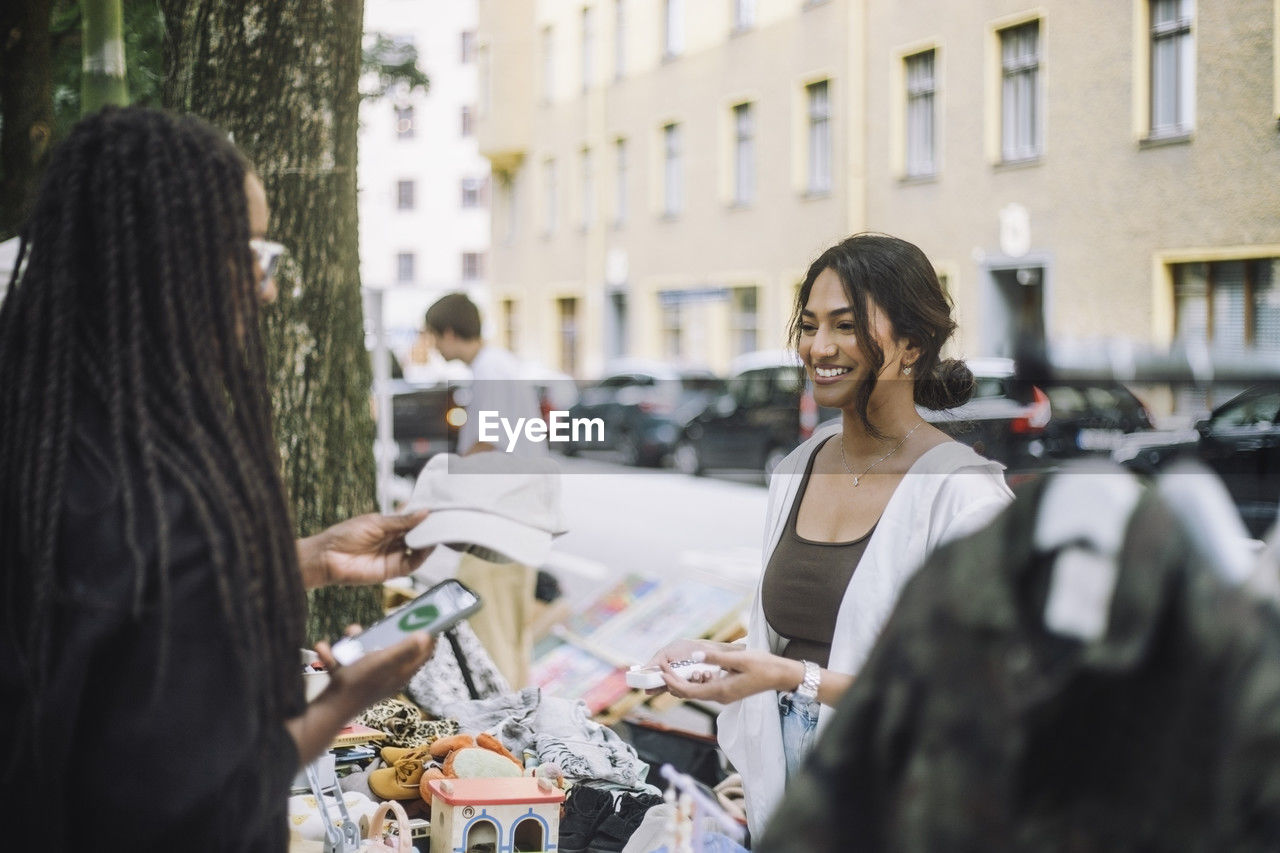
xmin=80 ymin=0 xmax=128 ymax=113
xmin=161 ymin=0 xmax=381 ymax=642
xmin=0 ymin=0 xmax=54 ymax=241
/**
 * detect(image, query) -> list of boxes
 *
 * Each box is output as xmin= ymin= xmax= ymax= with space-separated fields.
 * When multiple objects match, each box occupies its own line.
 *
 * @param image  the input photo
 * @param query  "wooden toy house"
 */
xmin=427 ymin=777 xmax=565 ymax=853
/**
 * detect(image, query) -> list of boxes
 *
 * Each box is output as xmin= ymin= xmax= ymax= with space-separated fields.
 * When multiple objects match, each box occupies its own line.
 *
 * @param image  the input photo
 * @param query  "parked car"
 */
xmin=1115 ymin=384 xmax=1280 ymax=537
xmin=672 ymin=351 xmax=839 ymax=478
xmin=677 ymin=354 xmax=1154 ymax=481
xmin=923 ymin=357 xmax=1156 ymax=477
xmin=561 ymin=360 xmax=725 ymax=466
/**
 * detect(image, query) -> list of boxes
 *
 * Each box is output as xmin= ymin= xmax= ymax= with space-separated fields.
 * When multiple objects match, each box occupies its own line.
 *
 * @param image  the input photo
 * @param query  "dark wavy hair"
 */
xmin=0 ymin=107 xmax=305 ymax=773
xmin=789 ymin=232 xmax=974 ymax=437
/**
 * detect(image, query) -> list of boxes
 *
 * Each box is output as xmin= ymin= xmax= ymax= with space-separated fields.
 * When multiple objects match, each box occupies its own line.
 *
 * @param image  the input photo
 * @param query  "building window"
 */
xmin=614 ymin=137 xmax=627 ymax=227
xmin=543 ymin=158 xmax=558 ymax=235
xmin=394 ymin=105 xmax=415 ymax=140
xmin=502 ymin=298 xmax=518 ymax=351
xmin=661 ymin=301 xmax=682 ymax=359
xmin=461 ymin=177 xmax=486 ymax=208
xmin=1000 ymin=20 xmax=1041 ymax=162
xmin=460 ymin=105 xmax=474 ymax=137
xmin=1173 ymin=259 xmax=1280 ymax=356
xmin=905 ymin=49 xmax=936 ymax=177
xmin=501 ymin=171 xmax=518 ymax=244
xmin=541 ymin=26 xmax=555 ymax=102
xmin=558 ymin=297 xmax=579 ymax=374
xmin=460 ymin=29 xmax=476 ymax=63
xmin=806 ymin=80 xmax=832 ymax=194
xmin=580 ymin=147 xmax=594 ymax=229
xmin=1150 ymin=0 xmax=1194 ymax=138
xmin=663 ymin=122 xmax=683 ymax=217
xmin=731 ymin=286 xmax=759 ymax=357
xmin=663 ymin=0 xmax=684 ymax=59
xmin=478 ymin=45 xmax=491 ymax=115
xmin=581 ymin=6 xmax=593 ymax=93
xmin=614 ymin=0 xmax=626 ymax=79
xmin=461 ymin=252 xmax=485 ymax=281
xmin=732 ymin=0 xmax=756 ymax=32
xmin=396 ymin=179 xmax=415 ymax=211
xmin=396 ymin=252 xmax=415 ymax=284
xmin=733 ymin=102 xmax=755 ymax=205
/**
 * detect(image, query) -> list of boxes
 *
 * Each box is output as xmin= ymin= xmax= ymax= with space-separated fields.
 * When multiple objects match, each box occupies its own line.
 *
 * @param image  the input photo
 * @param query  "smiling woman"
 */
xmin=643 ymin=233 xmax=1014 ymax=839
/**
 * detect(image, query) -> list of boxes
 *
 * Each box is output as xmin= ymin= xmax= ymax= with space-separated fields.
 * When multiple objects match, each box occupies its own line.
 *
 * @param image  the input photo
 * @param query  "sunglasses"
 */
xmin=249 ymin=238 xmax=286 ymax=284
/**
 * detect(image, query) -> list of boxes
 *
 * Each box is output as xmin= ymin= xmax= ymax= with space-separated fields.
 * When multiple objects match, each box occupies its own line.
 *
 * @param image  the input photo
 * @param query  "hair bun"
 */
xmin=915 ymin=358 xmax=974 ymax=410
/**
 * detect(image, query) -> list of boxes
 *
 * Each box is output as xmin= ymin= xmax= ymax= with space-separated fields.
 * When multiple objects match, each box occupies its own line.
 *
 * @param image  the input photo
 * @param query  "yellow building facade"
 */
xmin=477 ymin=0 xmax=1280 ymax=385
xmin=477 ymin=0 xmax=867 ymax=377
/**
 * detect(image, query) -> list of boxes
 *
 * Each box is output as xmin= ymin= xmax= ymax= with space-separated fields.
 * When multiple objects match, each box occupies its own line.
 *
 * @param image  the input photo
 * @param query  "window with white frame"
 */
xmin=461 ymin=252 xmax=485 ymax=282
xmin=580 ymin=147 xmax=594 ymax=228
xmin=396 ymin=179 xmax=415 ymax=211
xmin=614 ymin=0 xmax=626 ymax=79
xmin=663 ymin=123 xmax=683 ymax=216
xmin=733 ymin=102 xmax=755 ymax=205
xmin=1150 ymin=0 xmax=1194 ymax=138
xmin=460 ymin=177 xmax=486 ymax=208
xmin=460 ymin=30 xmax=476 ymax=63
xmin=460 ymin=105 xmax=474 ymax=137
xmin=396 ymin=252 xmax=415 ymax=283
xmin=581 ymin=7 xmax=593 ymax=93
xmin=614 ymin=137 xmax=627 ymax=226
xmin=806 ymin=80 xmax=832 ymax=194
xmin=394 ymin=105 xmax=415 ymax=140
xmin=1000 ymin=20 xmax=1041 ymax=162
xmin=542 ymin=26 xmax=555 ymax=102
xmin=732 ymin=0 xmax=756 ymax=32
xmin=543 ymin=158 xmax=558 ymax=235
xmin=905 ymin=49 xmax=936 ymax=177
xmin=664 ymin=0 xmax=684 ymax=58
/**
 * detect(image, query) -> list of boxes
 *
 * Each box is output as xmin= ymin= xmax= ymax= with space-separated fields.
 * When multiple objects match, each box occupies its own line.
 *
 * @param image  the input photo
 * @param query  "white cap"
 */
xmin=402 ymin=452 xmax=568 ymax=566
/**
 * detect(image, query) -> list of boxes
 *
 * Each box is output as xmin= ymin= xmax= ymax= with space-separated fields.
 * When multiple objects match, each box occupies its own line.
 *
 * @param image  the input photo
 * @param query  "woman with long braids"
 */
xmin=0 ymin=107 xmax=438 ymax=848
xmin=644 ymin=234 xmax=1015 ymax=839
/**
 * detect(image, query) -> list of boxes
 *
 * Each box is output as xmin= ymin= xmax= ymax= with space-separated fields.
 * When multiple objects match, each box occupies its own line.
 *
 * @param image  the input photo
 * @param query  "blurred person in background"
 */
xmin=423 ymin=292 xmax=546 ymax=688
xmin=0 ymin=106 xmax=438 ymax=849
xmin=645 ymin=233 xmax=1014 ymax=839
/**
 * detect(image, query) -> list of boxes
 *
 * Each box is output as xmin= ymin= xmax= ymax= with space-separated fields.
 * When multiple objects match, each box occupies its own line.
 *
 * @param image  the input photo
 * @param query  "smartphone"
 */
xmin=329 ymin=578 xmax=482 ymax=665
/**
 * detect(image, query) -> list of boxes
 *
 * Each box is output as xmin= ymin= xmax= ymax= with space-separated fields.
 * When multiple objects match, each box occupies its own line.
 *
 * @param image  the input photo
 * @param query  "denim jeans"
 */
xmin=778 ymin=692 xmax=820 ymax=781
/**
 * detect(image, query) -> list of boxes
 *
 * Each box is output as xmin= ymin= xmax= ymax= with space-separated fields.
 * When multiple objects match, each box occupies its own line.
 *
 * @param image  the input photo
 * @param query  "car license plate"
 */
xmin=1077 ymin=429 xmax=1122 ymax=450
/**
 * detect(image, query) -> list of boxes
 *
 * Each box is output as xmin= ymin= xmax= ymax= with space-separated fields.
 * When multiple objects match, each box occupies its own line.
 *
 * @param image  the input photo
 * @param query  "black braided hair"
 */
xmin=0 ymin=106 xmax=306 ymax=766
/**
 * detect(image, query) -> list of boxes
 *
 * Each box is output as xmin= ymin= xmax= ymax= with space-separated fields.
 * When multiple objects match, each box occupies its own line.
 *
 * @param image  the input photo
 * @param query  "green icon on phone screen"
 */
xmin=399 ymin=603 xmax=440 ymax=632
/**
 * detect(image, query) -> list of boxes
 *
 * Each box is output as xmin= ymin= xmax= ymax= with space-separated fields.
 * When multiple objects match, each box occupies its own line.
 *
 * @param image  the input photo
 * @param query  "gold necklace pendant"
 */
xmin=840 ymin=421 xmax=926 ymax=486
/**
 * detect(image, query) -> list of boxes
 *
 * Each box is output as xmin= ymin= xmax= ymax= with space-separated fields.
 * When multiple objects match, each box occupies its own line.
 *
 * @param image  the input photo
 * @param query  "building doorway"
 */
xmin=985 ymin=262 xmax=1046 ymax=358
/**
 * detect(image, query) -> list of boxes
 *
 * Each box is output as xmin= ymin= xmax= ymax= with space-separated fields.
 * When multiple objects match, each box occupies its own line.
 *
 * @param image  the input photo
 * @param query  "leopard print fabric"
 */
xmin=357 ymin=698 xmax=461 ymax=748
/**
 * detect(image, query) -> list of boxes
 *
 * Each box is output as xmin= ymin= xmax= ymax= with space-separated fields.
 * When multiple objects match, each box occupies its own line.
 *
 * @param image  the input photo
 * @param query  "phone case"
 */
xmin=330 ymin=579 xmax=482 ymax=665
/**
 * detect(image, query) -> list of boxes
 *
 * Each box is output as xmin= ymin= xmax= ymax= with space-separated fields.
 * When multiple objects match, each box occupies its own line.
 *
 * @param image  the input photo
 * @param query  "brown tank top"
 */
xmin=762 ymin=437 xmax=874 ymax=668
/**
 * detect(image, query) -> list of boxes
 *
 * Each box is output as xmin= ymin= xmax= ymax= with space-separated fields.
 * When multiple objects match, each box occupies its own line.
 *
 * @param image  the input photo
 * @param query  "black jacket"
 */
xmin=0 ymin=410 xmax=299 ymax=850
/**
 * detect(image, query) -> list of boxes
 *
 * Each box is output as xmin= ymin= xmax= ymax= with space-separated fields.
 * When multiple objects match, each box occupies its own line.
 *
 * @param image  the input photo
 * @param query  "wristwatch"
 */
xmin=795 ymin=660 xmax=821 ymax=704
